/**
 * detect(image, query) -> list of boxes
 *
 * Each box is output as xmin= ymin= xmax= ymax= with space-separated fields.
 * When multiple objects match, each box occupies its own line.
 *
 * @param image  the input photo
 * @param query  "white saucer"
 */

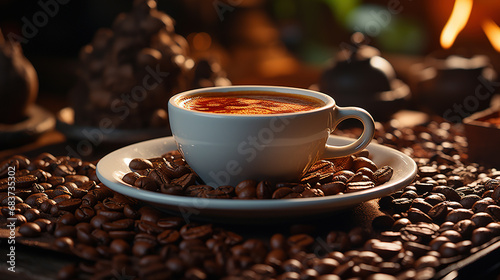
xmin=97 ymin=136 xmax=417 ymax=221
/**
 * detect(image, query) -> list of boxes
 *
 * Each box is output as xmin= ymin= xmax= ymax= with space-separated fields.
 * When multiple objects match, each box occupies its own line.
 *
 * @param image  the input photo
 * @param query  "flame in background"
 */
xmin=440 ymin=0 xmax=473 ymax=49
xmin=482 ymin=19 xmax=500 ymax=52
xmin=440 ymin=0 xmax=500 ymax=51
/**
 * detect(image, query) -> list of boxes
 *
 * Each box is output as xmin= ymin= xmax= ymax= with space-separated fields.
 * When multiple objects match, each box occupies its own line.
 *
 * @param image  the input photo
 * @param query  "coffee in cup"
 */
xmin=179 ymin=91 xmax=325 ymax=115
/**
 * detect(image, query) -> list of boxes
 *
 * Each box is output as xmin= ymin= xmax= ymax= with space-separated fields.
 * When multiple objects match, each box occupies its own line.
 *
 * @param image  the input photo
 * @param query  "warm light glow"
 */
xmin=192 ymin=32 xmax=212 ymax=51
xmin=440 ymin=0 xmax=473 ymax=49
xmin=482 ymin=19 xmax=500 ymax=52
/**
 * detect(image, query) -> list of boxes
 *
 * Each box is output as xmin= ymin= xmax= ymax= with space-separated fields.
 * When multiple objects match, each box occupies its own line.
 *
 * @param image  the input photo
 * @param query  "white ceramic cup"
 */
xmin=168 ymin=86 xmax=375 ymax=187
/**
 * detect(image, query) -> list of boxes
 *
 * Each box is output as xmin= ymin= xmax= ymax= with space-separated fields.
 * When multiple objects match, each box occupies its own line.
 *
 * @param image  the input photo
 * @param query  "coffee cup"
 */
xmin=168 ymin=85 xmax=375 ymax=187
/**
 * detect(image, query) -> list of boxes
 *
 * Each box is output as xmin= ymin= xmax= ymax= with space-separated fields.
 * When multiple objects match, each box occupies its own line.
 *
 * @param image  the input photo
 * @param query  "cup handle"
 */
xmin=322 ymin=106 xmax=375 ymax=159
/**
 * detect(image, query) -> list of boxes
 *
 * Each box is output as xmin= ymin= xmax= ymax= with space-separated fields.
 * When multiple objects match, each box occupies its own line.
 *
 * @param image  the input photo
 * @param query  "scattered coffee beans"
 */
xmin=122 ymin=150 xmax=394 ymax=199
xmin=1 ymin=119 xmax=500 ymax=280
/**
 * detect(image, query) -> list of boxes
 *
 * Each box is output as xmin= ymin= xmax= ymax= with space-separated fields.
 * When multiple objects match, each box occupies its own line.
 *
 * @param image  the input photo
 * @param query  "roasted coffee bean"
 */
xmin=53 ymin=164 xmax=76 ymax=177
xmin=23 ymin=208 xmax=40 ymax=222
xmin=456 ymin=240 xmax=473 ymax=255
xmin=91 ymin=229 xmax=111 ymax=245
xmin=487 ymin=222 xmax=500 ymax=235
xmin=427 ymin=202 xmax=449 ymax=223
xmin=324 ymin=156 xmax=352 ymax=173
xmin=33 ymin=218 xmax=51 ymax=232
xmin=108 ymin=230 xmax=136 ymax=241
xmin=73 ymin=243 xmax=100 ymax=261
xmin=180 ymin=224 xmax=212 ymax=240
xmin=407 ymin=208 xmax=433 ymax=223
xmin=439 ymin=242 xmax=458 ymax=258
xmin=57 ymin=264 xmax=77 ymax=280
xmin=439 ymin=221 xmax=456 ymax=232
xmin=122 ymin=172 xmax=140 ymax=185
xmin=432 ymin=186 xmax=461 ymax=202
xmin=414 ymin=255 xmax=440 ymax=270
xmin=53 ymin=194 xmax=72 ymax=204
xmin=373 ymin=166 xmax=393 ymax=185
xmin=447 ymin=209 xmax=473 ymax=223
xmin=301 ymin=173 xmax=321 ymax=185
xmin=353 ymin=157 xmax=377 ymax=172
xmin=400 ymin=224 xmax=436 ymax=243
xmin=82 ymin=194 xmax=98 ymax=208
xmin=472 ymin=227 xmax=493 ymax=246
xmin=414 ymin=182 xmax=434 ymax=194
xmin=320 ymin=181 xmax=346 ymax=196
xmin=161 ymin=184 xmax=184 ymax=195
xmin=47 ymin=176 xmax=65 ymax=187
xmin=50 ymin=187 xmax=69 ymax=199
xmin=102 ymin=218 xmax=135 ymax=231
xmin=129 ymin=158 xmax=154 ymax=170
xmin=171 ymin=173 xmax=196 ymax=189
xmin=122 ymin=204 xmax=140 ymax=220
xmin=74 ymin=206 xmax=95 ymax=222
xmin=460 ymin=194 xmax=482 ymax=209
xmin=58 ymin=213 xmax=78 ymax=225
xmin=97 ymin=209 xmax=125 ymax=221
xmin=372 ymin=215 xmax=395 ymax=231
xmin=484 ymin=179 xmax=500 ymax=191
xmin=54 ymin=225 xmax=77 ymax=238
xmin=312 ymin=258 xmax=339 ymax=275
xmin=0 ymin=174 xmax=37 ymax=189
xmin=453 ymin=219 xmax=476 ymax=239
xmin=185 ymin=185 xmax=213 ymax=197
xmin=272 ymin=187 xmax=293 ymax=199
xmin=134 ymin=176 xmax=158 ymax=191
xmin=345 ymin=181 xmax=375 ymax=193
xmin=392 ymin=218 xmax=411 ymax=231
xmin=492 ymin=186 xmax=500 ymax=202
xmin=25 ymin=193 xmax=48 ymax=207
xmin=269 ymin=233 xmax=286 ymax=250
xmin=90 ymin=215 xmax=110 ymax=230
xmin=471 ymin=212 xmax=494 ymax=227
xmin=424 ymin=193 xmax=446 ymax=206
xmin=357 ymin=167 xmax=374 ymax=180
xmin=403 ymin=241 xmax=430 ymax=259
xmin=265 ymin=249 xmax=287 ymax=267
xmin=19 ymin=222 xmax=42 ymax=237
xmin=235 ymin=180 xmax=257 ymax=199
xmin=157 ymin=229 xmax=180 ymax=245
xmin=302 ymin=188 xmax=324 ymax=198
xmin=368 ymin=241 xmax=402 ymax=259
xmin=472 ymin=197 xmax=495 ymax=213
xmin=110 ymin=239 xmax=131 ymax=254
xmin=485 ymin=205 xmax=500 ymax=221
xmin=411 ymin=198 xmax=433 ymax=214
xmin=102 ymin=197 xmax=126 ymax=211
xmin=65 ymin=174 xmax=89 ymax=186
xmin=440 ymin=230 xmax=462 ymax=243
xmin=288 ymin=234 xmax=314 ymax=251
xmin=30 ymin=183 xmax=45 ymax=195
xmin=139 ymin=206 xmax=161 ymax=223
xmin=3 ymin=193 xmax=23 ymax=206
xmin=346 ymin=172 xmax=371 ymax=183
xmin=430 ymin=236 xmax=451 ymax=252
xmin=392 ymin=198 xmax=412 ymax=213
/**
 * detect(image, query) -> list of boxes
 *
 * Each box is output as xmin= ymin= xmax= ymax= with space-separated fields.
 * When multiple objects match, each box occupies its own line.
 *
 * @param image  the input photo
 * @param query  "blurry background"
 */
xmin=1 ymin=0 xmax=500 ymax=123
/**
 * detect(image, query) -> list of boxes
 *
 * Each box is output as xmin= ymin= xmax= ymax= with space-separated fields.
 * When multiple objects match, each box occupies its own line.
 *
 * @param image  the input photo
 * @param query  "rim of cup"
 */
xmin=168 ymin=85 xmax=336 ymax=118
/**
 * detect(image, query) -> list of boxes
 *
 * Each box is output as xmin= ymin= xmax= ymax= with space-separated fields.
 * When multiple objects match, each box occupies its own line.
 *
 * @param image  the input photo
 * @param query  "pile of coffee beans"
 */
xmin=121 ymin=151 xmax=394 ymax=199
xmin=70 ymin=0 xmax=230 ymax=129
xmin=1 ymin=119 xmax=500 ymax=279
